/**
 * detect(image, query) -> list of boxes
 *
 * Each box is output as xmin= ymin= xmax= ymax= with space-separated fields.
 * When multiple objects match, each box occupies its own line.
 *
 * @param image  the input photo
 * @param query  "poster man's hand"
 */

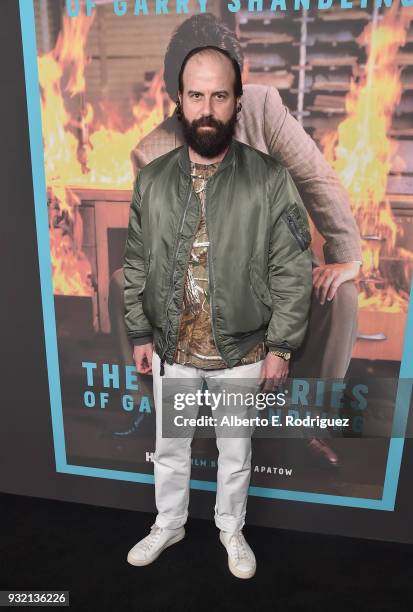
xmin=312 ymin=262 xmax=360 ymax=305
xmin=259 ymin=353 xmax=289 ymax=392
xmin=133 ymin=342 xmax=153 ymax=375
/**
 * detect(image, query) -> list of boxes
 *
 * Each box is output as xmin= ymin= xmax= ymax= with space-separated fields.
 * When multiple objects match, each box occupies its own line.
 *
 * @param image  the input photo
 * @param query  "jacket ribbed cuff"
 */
xmin=131 ymin=335 xmax=153 ymax=346
xmin=266 ymin=343 xmax=294 ymax=354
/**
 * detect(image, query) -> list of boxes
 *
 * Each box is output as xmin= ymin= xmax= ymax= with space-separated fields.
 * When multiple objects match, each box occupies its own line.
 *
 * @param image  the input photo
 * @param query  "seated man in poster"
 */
xmin=123 ymin=46 xmax=313 ymax=578
xmin=110 ymin=13 xmax=362 ymax=467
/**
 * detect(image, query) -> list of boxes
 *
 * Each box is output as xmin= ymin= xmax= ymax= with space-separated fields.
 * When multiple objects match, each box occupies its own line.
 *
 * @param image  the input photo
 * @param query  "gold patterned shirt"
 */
xmin=174 ymin=160 xmax=266 ymax=369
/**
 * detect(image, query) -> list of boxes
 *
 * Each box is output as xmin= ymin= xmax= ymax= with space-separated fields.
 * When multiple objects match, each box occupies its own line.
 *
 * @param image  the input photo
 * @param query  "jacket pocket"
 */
xmin=249 ymin=264 xmax=273 ymax=309
xmin=283 ymin=202 xmax=312 ymax=251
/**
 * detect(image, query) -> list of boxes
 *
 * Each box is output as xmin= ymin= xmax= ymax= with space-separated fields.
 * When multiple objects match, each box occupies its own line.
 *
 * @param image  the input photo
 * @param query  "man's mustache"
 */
xmin=192 ymin=116 xmax=222 ymax=129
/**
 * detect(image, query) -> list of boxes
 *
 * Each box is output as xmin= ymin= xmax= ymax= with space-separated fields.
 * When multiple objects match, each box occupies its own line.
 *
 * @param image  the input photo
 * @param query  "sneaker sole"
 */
xmin=228 ymin=557 xmax=256 ymax=579
xmin=219 ymin=533 xmax=256 ymax=579
xmin=127 ymin=529 xmax=185 ymax=567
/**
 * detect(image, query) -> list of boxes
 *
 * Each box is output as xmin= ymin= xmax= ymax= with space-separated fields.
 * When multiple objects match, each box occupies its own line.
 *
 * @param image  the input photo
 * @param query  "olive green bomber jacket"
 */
xmin=123 ymin=138 xmax=313 ymax=368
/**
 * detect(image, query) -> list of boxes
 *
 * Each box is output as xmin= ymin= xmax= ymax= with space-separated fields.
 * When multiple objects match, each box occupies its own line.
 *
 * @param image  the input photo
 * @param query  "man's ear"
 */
xmin=176 ymin=92 xmax=183 ymax=120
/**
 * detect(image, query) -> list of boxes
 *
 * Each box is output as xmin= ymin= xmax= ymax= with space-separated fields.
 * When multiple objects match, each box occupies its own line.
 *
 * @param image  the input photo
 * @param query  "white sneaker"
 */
xmin=219 ymin=530 xmax=256 ymax=579
xmin=127 ymin=524 xmax=185 ymax=566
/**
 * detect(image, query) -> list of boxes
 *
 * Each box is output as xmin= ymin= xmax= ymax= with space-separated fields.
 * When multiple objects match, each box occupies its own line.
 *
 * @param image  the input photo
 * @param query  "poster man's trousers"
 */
xmin=151 ymin=352 xmax=264 ymax=533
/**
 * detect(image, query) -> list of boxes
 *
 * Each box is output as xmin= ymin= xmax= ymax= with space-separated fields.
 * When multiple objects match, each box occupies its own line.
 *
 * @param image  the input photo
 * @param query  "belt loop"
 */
xmin=160 ymin=359 xmax=165 ymax=377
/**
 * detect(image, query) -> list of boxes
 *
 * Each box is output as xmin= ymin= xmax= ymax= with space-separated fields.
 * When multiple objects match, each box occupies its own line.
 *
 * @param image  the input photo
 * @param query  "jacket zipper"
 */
xmin=285 ymin=211 xmax=306 ymax=251
xmin=170 ymin=190 xmax=202 ymax=365
xmin=204 ymin=178 xmax=226 ymax=363
xmin=161 ymin=181 xmax=194 ymax=367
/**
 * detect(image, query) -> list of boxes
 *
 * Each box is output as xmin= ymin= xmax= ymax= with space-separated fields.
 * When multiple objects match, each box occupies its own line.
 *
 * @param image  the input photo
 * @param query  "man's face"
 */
xmin=178 ymin=51 xmax=238 ymax=159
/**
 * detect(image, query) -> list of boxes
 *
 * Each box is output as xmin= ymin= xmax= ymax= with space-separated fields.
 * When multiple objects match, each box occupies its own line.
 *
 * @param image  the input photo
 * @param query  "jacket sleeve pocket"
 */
xmin=282 ymin=202 xmax=312 ymax=251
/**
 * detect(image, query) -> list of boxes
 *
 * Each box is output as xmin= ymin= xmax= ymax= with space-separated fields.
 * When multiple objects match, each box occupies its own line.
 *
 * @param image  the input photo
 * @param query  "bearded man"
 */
xmin=123 ymin=46 xmax=313 ymax=579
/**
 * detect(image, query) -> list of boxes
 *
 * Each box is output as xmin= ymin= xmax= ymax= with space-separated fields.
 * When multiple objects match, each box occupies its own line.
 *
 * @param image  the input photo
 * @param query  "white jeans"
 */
xmin=151 ymin=351 xmax=264 ymax=533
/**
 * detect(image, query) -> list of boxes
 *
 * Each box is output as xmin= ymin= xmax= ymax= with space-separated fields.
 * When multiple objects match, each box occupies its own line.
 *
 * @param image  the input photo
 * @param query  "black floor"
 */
xmin=1 ymin=492 xmax=412 ymax=611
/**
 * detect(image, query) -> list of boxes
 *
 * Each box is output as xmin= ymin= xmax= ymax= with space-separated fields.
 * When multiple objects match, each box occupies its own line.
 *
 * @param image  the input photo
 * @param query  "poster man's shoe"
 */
xmin=112 ymin=413 xmax=146 ymax=437
xmin=220 ymin=530 xmax=256 ymax=579
xmin=307 ymin=437 xmax=340 ymax=468
xmin=127 ymin=524 xmax=185 ymax=566
xmin=112 ymin=412 xmax=155 ymax=438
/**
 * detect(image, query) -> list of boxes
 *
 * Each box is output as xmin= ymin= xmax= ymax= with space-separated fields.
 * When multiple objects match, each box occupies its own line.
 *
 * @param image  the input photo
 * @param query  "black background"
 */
xmin=1 ymin=0 xmax=412 ymax=544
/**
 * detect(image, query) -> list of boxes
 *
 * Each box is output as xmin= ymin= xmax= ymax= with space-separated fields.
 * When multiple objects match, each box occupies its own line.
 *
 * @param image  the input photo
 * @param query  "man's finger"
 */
xmin=312 ymin=270 xmax=323 ymax=294
xmin=318 ymin=274 xmax=332 ymax=304
xmin=263 ymin=377 xmax=275 ymax=391
xmin=259 ymin=363 xmax=267 ymax=386
xmin=313 ymin=268 xmax=330 ymax=298
xmin=319 ymin=271 xmax=338 ymax=304
xmin=137 ymin=355 xmax=149 ymax=374
xmin=326 ymin=276 xmax=342 ymax=301
xmin=312 ymin=267 xmax=322 ymax=283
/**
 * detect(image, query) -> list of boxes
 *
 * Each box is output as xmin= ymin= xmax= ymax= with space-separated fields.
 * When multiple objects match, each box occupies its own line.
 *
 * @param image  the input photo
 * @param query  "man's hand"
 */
xmin=259 ymin=353 xmax=289 ymax=392
xmin=133 ymin=342 xmax=153 ymax=375
xmin=312 ymin=262 xmax=360 ymax=305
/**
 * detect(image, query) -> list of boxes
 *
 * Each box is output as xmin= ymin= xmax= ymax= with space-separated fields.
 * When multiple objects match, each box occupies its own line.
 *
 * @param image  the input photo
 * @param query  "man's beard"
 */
xmin=180 ymin=107 xmax=237 ymax=159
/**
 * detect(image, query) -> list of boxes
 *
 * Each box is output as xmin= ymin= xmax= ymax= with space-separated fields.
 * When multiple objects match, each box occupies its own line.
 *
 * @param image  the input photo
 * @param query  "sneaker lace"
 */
xmin=228 ymin=532 xmax=249 ymax=561
xmin=141 ymin=524 xmax=162 ymax=552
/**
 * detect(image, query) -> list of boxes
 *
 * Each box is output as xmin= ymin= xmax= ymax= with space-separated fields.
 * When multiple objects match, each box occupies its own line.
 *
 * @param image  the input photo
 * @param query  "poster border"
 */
xmin=19 ymin=0 xmax=413 ymax=510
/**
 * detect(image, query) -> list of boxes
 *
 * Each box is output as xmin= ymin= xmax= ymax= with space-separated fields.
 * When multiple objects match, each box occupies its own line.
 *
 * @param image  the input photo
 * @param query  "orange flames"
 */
xmin=40 ymin=6 xmax=413 ymax=307
xmin=38 ymin=10 xmax=171 ymax=295
xmin=322 ymin=4 xmax=413 ymax=312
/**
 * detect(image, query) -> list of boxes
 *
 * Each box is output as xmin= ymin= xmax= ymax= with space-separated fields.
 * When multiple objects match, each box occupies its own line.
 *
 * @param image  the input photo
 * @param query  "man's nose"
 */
xmin=200 ymin=96 xmax=212 ymax=116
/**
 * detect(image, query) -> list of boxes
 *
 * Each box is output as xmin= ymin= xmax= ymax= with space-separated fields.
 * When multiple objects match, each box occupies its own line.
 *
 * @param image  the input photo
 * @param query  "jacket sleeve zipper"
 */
xmin=285 ymin=212 xmax=307 ymax=251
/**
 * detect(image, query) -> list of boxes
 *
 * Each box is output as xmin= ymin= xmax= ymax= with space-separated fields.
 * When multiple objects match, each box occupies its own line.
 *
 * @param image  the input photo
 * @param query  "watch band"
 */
xmin=269 ymin=350 xmax=291 ymax=361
